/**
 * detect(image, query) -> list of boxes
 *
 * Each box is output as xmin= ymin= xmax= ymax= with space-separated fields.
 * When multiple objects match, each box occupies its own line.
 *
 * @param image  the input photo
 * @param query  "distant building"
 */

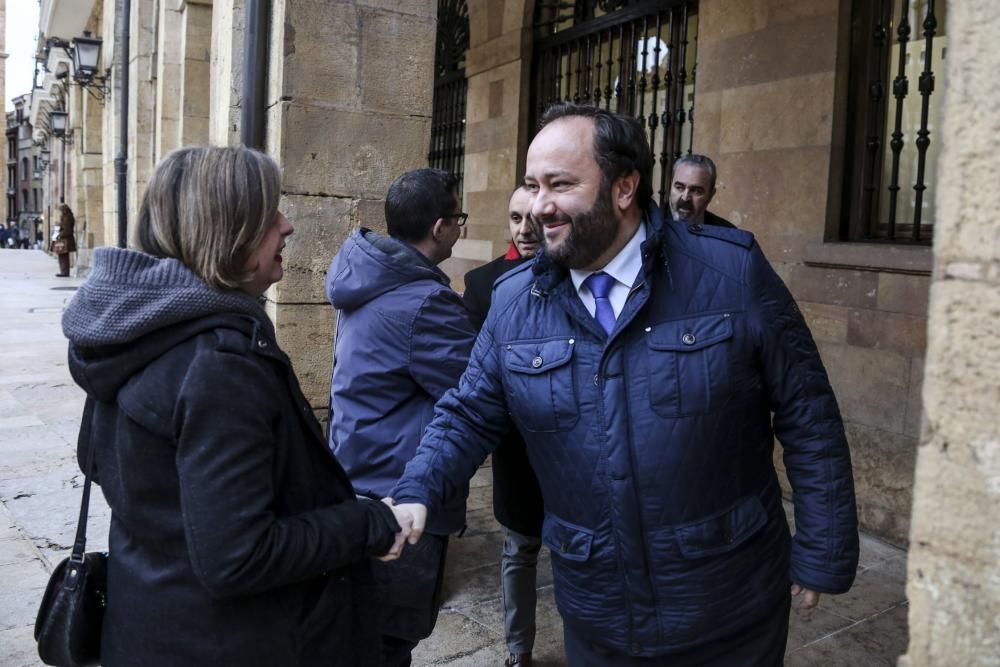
xmin=0 ymin=0 xmax=7 ymax=227
xmin=6 ymin=95 xmax=41 ymax=247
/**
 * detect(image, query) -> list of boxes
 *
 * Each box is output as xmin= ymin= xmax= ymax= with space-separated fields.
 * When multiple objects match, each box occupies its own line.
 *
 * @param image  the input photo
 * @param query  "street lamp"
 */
xmin=44 ymin=32 xmax=109 ymax=102
xmin=71 ymin=33 xmax=102 ymax=81
xmin=50 ymin=110 xmax=68 ymax=137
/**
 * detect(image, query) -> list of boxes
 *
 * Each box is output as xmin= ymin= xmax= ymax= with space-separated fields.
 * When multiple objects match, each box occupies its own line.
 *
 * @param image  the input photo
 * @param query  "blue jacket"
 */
xmin=393 ymin=205 xmax=859 ymax=656
xmin=327 ymin=228 xmax=475 ymax=535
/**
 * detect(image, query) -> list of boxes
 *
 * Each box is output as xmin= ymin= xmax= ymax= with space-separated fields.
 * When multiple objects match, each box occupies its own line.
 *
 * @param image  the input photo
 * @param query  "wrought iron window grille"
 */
xmin=531 ymin=0 xmax=699 ymax=210
xmin=841 ymin=0 xmax=944 ymax=244
xmin=428 ymin=0 xmax=470 ymax=198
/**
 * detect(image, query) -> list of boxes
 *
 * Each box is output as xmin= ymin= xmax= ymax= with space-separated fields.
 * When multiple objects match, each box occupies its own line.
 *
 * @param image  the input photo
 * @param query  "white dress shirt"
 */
xmin=569 ymin=222 xmax=647 ymax=319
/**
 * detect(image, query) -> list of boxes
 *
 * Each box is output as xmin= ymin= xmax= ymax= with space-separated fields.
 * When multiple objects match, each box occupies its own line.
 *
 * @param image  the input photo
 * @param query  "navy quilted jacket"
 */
xmin=393 ymin=205 xmax=859 ymax=656
xmin=327 ymin=228 xmax=476 ymax=535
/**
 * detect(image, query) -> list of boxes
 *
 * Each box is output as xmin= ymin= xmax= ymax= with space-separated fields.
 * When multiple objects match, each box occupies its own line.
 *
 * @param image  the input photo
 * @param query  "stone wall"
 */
xmin=71 ymin=6 xmax=105 ymax=273
xmin=262 ymin=0 xmax=438 ymax=412
xmin=443 ymin=0 xmax=533 ymax=291
xmin=902 ymin=1 xmax=1000 ymax=664
xmin=694 ymin=0 xmax=929 ymax=545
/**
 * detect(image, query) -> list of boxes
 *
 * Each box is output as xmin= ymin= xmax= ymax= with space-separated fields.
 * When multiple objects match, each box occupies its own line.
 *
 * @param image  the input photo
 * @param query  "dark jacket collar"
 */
xmin=531 ymin=202 xmax=667 ymax=295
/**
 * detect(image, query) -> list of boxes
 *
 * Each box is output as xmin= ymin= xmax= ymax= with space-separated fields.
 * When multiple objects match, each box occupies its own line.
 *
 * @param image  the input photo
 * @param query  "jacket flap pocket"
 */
xmin=542 ymin=514 xmax=594 ymax=562
xmin=503 ymin=338 xmax=575 ymax=375
xmin=675 ymin=495 xmax=767 ymax=559
xmin=646 ymin=314 xmax=733 ymax=352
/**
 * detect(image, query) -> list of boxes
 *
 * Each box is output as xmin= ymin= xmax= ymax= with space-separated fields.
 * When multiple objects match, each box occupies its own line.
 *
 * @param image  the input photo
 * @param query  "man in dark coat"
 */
xmin=390 ymin=103 xmax=859 ymax=665
xmin=667 ymin=154 xmax=737 ymax=229
xmin=327 ymin=168 xmax=476 ymax=667
xmin=462 ymin=186 xmax=543 ymax=667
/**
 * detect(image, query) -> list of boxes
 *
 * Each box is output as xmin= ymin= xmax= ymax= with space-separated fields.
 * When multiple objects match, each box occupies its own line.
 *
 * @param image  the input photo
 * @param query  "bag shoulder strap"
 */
xmin=71 ymin=397 xmax=97 ymax=562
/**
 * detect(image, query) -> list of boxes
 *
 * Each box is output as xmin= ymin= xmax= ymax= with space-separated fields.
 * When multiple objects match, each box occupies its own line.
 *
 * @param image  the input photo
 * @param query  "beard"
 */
xmin=532 ymin=186 xmax=620 ymax=270
xmin=670 ymin=197 xmax=695 ymax=220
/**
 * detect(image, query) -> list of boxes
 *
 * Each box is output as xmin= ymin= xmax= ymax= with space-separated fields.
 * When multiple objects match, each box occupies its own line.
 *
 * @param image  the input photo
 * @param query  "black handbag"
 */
xmin=35 ymin=398 xmax=108 ymax=666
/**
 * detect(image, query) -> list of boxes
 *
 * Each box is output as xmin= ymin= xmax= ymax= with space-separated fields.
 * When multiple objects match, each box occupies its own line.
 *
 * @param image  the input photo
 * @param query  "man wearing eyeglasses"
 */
xmin=326 ymin=167 xmax=475 ymax=666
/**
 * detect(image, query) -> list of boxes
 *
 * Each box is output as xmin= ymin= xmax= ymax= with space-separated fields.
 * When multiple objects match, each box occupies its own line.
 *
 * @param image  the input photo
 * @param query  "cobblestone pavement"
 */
xmin=0 ymin=249 xmax=909 ymax=666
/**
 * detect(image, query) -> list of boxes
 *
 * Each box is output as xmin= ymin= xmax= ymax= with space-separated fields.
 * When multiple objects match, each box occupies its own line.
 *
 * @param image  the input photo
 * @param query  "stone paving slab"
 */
xmin=0 ymin=249 xmax=910 ymax=666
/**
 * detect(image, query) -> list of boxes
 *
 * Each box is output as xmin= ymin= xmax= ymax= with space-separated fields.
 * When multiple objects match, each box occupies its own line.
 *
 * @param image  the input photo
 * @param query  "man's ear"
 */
xmin=430 ymin=218 xmax=447 ymax=243
xmin=614 ymin=170 xmax=640 ymax=210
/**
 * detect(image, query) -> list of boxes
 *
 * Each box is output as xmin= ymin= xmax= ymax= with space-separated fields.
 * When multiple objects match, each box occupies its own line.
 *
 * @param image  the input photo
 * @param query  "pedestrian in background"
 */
xmin=61 ymin=145 xmax=413 ymax=666
xmin=462 ymin=186 xmax=544 ymax=667
xmin=54 ymin=204 xmax=77 ymax=276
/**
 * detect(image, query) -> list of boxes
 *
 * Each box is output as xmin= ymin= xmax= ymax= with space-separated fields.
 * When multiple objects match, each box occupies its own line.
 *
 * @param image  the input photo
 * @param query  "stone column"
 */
xmin=264 ymin=0 xmax=437 ymax=413
xmin=180 ymin=0 xmax=212 ymax=145
xmin=209 ymin=0 xmax=244 ymax=146
xmin=444 ymin=0 xmax=533 ymax=290
xmin=156 ymin=0 xmax=185 ymax=158
xmin=127 ymin=0 xmax=158 ymax=227
xmin=100 ymin=0 xmax=119 ymax=248
xmin=902 ymin=2 xmax=1000 ymax=665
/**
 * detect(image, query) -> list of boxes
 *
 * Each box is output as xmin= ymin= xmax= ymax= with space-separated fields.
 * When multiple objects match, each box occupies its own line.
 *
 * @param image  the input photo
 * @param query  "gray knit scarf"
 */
xmin=63 ymin=247 xmax=273 ymax=347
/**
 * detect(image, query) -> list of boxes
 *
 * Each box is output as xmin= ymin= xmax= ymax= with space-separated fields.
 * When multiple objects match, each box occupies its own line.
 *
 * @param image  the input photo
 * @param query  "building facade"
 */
xmin=5 ymin=95 xmax=42 ymax=247
xmin=26 ymin=1 xmax=1000 ymax=662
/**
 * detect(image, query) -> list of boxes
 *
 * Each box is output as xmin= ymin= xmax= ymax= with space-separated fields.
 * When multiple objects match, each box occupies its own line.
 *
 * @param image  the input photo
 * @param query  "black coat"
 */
xmin=705 ymin=210 xmax=737 ymax=228
xmin=464 ymin=255 xmax=544 ymax=536
xmin=69 ymin=313 xmax=398 ymax=666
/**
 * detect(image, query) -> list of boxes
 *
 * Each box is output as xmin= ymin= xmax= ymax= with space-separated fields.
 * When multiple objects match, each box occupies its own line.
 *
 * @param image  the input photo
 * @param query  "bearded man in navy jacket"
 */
xmin=389 ymin=104 xmax=859 ymax=665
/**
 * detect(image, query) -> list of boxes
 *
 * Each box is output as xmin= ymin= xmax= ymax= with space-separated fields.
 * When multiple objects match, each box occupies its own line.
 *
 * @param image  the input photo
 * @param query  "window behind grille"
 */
xmin=841 ymin=0 xmax=946 ymax=244
xmin=428 ymin=0 xmax=470 ymax=198
xmin=531 ymin=0 xmax=699 ymax=210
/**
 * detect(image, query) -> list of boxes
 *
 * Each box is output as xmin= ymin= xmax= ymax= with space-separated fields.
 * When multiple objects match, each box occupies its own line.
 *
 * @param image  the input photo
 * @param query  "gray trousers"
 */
xmin=501 ymin=527 xmax=542 ymax=654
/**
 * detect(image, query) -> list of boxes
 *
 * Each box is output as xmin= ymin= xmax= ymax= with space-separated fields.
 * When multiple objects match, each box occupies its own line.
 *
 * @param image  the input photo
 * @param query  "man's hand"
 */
xmin=376 ymin=499 xmax=428 ymax=562
xmin=791 ymin=583 xmax=821 ymax=609
xmin=378 ymin=498 xmax=413 ymax=562
xmin=381 ymin=498 xmax=427 ymax=544
xmin=392 ymin=502 xmax=427 ymax=545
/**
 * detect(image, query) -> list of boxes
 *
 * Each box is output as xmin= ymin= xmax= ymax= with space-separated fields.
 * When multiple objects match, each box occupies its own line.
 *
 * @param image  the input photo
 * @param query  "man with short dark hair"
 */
xmin=462 ymin=186 xmax=543 ymax=667
xmin=389 ymin=104 xmax=859 ymax=664
xmin=668 ymin=153 xmax=736 ymax=228
xmin=326 ymin=167 xmax=475 ymax=666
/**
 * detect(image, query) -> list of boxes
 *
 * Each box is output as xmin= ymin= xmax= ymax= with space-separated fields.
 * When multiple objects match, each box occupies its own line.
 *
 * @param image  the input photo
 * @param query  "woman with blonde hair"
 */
xmin=61 ymin=145 xmax=411 ymax=665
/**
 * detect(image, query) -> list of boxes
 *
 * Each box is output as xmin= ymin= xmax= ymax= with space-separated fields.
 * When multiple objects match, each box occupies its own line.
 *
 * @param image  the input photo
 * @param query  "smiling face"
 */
xmin=507 ymin=188 xmax=539 ymax=258
xmin=668 ymin=163 xmax=715 ymax=223
xmin=241 ymin=212 xmax=294 ymax=295
xmin=523 ymin=117 xmax=622 ymax=270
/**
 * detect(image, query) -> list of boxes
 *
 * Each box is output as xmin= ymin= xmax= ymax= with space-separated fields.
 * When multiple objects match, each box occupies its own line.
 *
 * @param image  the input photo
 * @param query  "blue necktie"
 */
xmin=584 ymin=271 xmax=616 ymax=335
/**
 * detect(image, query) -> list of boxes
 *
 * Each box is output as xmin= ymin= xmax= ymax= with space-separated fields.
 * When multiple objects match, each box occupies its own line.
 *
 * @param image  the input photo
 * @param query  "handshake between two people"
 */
xmin=378 ymin=498 xmax=428 ymax=561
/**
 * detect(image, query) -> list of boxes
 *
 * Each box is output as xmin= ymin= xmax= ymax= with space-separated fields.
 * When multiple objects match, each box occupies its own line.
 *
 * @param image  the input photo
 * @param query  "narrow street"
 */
xmin=0 ymin=249 xmax=909 ymax=666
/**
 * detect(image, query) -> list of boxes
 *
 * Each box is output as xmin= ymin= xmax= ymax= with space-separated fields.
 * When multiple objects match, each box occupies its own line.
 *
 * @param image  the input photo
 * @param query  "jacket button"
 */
xmin=681 ymin=333 xmax=696 ymax=345
xmin=690 ymin=224 xmax=703 ymax=232
xmin=532 ymin=356 xmax=543 ymax=368
xmin=593 ymin=374 xmax=599 ymax=386
xmin=631 ymin=643 xmax=642 ymax=654
xmin=257 ymin=338 xmax=268 ymax=348
xmin=561 ymin=541 xmax=568 ymax=552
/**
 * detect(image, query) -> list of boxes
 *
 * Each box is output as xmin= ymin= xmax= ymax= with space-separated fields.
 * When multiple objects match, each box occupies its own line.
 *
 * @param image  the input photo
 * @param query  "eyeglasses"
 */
xmin=444 ymin=212 xmax=469 ymax=227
